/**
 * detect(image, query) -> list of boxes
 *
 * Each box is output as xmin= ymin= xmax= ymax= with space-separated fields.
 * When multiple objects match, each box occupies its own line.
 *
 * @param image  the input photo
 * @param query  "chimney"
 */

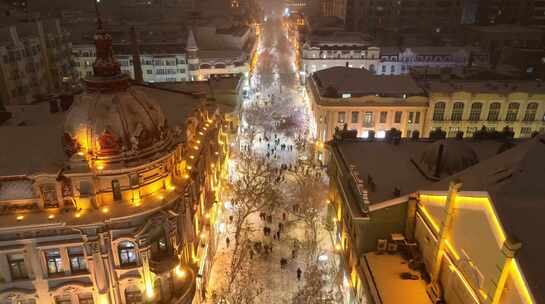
xmin=130 ymin=26 xmax=143 ymax=83
xmin=434 ymin=143 xmax=444 ymax=178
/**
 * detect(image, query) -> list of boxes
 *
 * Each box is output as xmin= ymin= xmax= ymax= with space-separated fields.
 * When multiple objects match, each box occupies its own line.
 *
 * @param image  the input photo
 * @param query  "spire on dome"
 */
xmin=92 ymin=0 xmax=121 ymax=78
xmin=186 ymin=28 xmax=198 ymax=52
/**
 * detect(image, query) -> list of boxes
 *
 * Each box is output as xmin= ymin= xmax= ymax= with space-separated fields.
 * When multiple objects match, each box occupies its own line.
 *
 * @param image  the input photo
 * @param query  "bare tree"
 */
xmin=290 ymin=264 xmax=337 ymax=304
xmin=284 ymin=169 xmax=327 ymax=262
xmin=214 ymin=228 xmax=264 ymax=304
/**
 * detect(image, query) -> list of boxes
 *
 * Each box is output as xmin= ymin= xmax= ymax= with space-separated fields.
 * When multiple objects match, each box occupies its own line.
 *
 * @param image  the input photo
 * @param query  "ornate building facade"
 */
xmin=0 ymin=13 xmax=230 ymax=304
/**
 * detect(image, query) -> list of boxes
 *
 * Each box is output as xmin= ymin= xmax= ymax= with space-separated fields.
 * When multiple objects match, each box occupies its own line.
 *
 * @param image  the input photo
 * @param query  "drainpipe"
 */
xmin=431 ymin=180 xmax=462 ymax=286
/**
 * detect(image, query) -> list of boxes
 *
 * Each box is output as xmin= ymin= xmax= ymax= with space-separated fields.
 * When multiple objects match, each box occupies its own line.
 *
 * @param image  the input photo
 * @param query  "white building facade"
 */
xmin=301 ymin=33 xmax=380 ymax=80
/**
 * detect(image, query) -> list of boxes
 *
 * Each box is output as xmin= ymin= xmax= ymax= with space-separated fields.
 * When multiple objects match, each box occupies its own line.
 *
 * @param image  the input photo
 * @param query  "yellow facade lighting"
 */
xmin=97 ymin=164 xmax=105 ymax=171
xmin=159 ymin=195 xmax=164 ymax=200
xmin=187 ymin=165 xmax=192 ymax=170
xmin=183 ymin=174 xmax=190 ymax=179
xmin=189 ymin=155 xmax=195 ymax=159
xmin=205 ymin=213 xmax=210 ymax=219
xmin=48 ymin=214 xmax=55 ymax=220
xmin=335 ymin=244 xmax=342 ymax=251
xmin=77 ymin=151 xmax=84 ymax=156
xmin=16 ymin=215 xmax=24 ymax=221
xmin=199 ymin=131 xmax=204 ymax=136
xmin=175 ymin=265 xmax=187 ymax=278
xmin=193 ymin=146 xmax=199 ymax=150
xmin=196 ymin=139 xmax=201 ymax=144
xmin=200 ymin=233 xmax=206 ymax=239
xmin=101 ymin=207 xmax=109 ymax=213
xmin=169 ymin=186 xmax=176 ymax=191
xmin=75 ymin=213 xmax=82 ymax=218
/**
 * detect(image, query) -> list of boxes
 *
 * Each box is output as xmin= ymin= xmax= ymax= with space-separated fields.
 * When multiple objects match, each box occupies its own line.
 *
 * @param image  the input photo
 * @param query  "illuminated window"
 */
xmin=432 ymin=102 xmax=446 ymax=121
xmin=8 ymin=253 xmax=28 ymax=280
xmin=469 ymin=102 xmax=482 ymax=121
xmin=487 ymin=102 xmax=501 ymax=121
xmin=68 ymin=247 xmax=87 ymax=273
xmin=505 ymin=102 xmax=519 ymax=121
xmin=119 ymin=241 xmax=137 ymax=266
xmin=451 ymin=102 xmax=464 ymax=121
xmin=45 ymin=249 xmax=63 ymax=275
xmin=523 ymin=102 xmax=538 ymax=121
xmin=363 ymin=112 xmax=373 ymax=126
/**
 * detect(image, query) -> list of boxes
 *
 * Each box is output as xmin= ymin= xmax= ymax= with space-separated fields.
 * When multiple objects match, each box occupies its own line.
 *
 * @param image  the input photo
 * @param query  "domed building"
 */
xmin=0 ymin=11 xmax=231 ymax=304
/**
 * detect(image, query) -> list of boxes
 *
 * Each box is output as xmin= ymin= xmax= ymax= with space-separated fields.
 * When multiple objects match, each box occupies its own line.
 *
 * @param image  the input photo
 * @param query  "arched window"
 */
xmin=506 ymin=102 xmax=520 ymax=121
xmin=118 ymin=241 xmax=137 ymax=266
xmin=523 ymin=102 xmax=538 ymax=121
xmin=469 ymin=102 xmax=482 ymax=121
xmin=433 ymin=102 xmax=446 ymax=121
xmin=451 ymin=102 xmax=464 ymax=121
xmin=487 ymin=102 xmax=501 ymax=121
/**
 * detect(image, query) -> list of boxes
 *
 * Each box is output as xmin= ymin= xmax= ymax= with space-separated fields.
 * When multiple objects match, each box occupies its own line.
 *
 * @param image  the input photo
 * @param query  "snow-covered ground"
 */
xmin=204 ymin=18 xmax=336 ymax=303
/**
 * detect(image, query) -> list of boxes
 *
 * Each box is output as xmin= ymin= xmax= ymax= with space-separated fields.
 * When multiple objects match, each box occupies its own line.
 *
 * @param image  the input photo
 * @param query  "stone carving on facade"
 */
xmin=97 ymin=129 xmax=122 ymax=156
xmin=62 ymin=132 xmax=80 ymax=157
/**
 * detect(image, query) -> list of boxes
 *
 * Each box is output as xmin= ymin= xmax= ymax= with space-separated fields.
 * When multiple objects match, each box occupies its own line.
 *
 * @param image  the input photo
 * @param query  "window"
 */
xmin=394 ymin=111 xmax=402 ymax=123
xmin=337 ymin=112 xmax=346 ymax=123
xmin=362 ymin=112 xmax=373 ymax=126
xmin=78 ymin=294 xmax=94 ymax=304
xmin=146 ymin=70 xmax=153 ymax=75
xmin=46 ymin=249 xmax=63 ymax=275
xmin=415 ymin=112 xmax=421 ymax=124
xmin=466 ymin=127 xmax=477 ymax=137
xmin=469 ymin=102 xmax=482 ymax=121
xmin=351 ymin=112 xmax=359 ymax=123
xmin=448 ymin=127 xmax=460 ymax=137
xmin=390 ymin=65 xmax=395 ymax=74
xmin=451 ymin=102 xmax=464 ymax=121
xmin=381 ymin=65 xmax=386 ymax=73
xmin=520 ymin=127 xmax=532 ymax=137
xmin=68 ymin=247 xmax=87 ymax=273
xmin=487 ymin=102 xmax=501 ymax=121
xmin=379 ymin=111 xmax=387 ymax=123
xmin=505 ymin=103 xmax=520 ymax=121
xmin=125 ymin=287 xmax=143 ymax=304
xmin=112 ymin=180 xmax=122 ymax=201
xmin=40 ymin=184 xmax=59 ymax=208
xmin=119 ymin=241 xmax=137 ymax=266
xmin=432 ymin=102 xmax=445 ymax=121
xmin=408 ymin=112 xmax=414 ymax=123
xmin=8 ymin=253 xmax=28 ymax=280
xmin=523 ymin=102 xmax=538 ymax=121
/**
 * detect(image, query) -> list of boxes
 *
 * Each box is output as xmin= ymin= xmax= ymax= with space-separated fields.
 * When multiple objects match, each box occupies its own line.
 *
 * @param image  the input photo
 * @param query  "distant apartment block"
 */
xmin=0 ymin=19 xmax=74 ymax=105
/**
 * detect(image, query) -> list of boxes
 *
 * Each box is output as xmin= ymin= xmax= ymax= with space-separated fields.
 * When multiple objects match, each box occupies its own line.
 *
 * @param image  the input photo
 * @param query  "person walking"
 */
xmin=225 ymin=237 xmax=230 ymax=248
xmin=297 ymin=267 xmax=302 ymax=281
